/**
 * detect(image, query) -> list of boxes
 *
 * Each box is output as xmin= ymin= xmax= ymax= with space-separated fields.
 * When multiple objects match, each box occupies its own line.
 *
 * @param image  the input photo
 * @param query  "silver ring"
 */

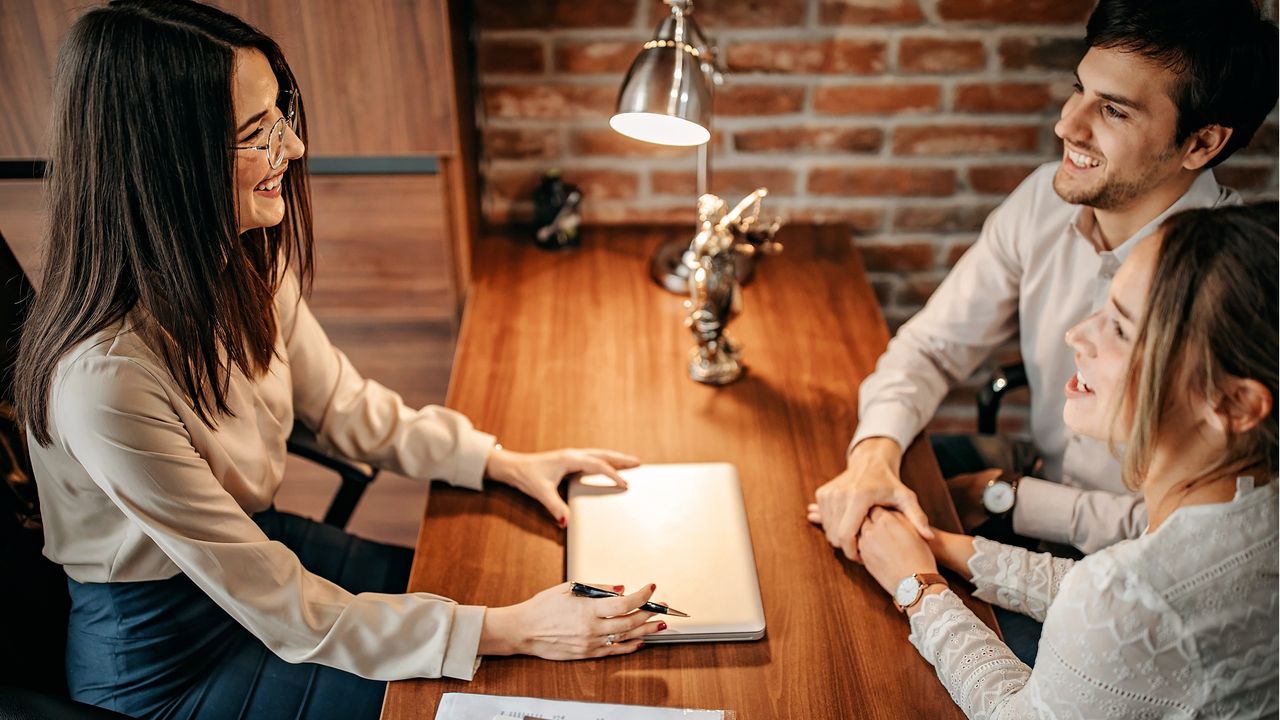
xmin=605 ymin=633 xmax=616 ymax=646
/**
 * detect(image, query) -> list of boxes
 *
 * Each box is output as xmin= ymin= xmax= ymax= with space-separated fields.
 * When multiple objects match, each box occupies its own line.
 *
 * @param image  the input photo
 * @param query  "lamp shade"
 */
xmin=610 ymin=42 xmax=711 ymax=147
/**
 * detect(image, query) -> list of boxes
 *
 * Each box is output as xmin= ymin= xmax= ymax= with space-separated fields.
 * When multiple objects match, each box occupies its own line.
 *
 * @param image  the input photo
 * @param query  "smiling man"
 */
xmin=810 ymin=0 xmax=1277 ymax=664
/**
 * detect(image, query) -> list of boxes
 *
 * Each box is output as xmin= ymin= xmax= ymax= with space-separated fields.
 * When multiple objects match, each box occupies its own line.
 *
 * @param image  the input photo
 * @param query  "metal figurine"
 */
xmin=683 ymin=188 xmax=784 ymax=385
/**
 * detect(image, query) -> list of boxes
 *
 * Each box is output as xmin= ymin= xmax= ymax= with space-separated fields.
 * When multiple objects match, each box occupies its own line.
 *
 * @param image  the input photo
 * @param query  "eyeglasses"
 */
xmin=231 ymin=89 xmax=298 ymax=169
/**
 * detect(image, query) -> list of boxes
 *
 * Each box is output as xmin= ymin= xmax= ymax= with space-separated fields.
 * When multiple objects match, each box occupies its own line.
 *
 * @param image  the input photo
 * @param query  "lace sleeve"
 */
xmin=911 ymin=555 xmax=1212 ymax=719
xmin=966 ymin=536 xmax=1076 ymax=622
xmin=908 ymin=590 xmax=1031 ymax=719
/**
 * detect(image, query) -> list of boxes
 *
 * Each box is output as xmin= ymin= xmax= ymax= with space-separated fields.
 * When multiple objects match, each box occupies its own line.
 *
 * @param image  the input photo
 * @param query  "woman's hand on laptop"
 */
xmin=478 ymin=582 xmax=665 ymax=659
xmin=485 ymin=446 xmax=640 ymax=527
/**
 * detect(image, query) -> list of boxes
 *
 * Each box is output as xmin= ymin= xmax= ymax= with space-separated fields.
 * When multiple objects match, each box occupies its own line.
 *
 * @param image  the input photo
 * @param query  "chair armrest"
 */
xmin=976 ymin=362 xmax=1028 ymax=435
xmin=285 ymin=422 xmax=378 ymax=528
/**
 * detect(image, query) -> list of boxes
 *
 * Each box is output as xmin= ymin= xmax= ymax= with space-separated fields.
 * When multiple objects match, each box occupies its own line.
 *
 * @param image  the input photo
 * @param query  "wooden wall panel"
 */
xmin=0 ymin=0 xmax=460 ymax=159
xmin=0 ymin=1 xmax=85 ymax=158
xmin=0 ymin=180 xmax=45 ymax=281
xmin=307 ymin=174 xmax=457 ymax=323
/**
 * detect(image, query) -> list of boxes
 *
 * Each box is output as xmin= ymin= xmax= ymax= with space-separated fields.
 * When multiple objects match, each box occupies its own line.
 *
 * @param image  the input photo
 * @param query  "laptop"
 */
xmin=566 ymin=463 xmax=766 ymax=643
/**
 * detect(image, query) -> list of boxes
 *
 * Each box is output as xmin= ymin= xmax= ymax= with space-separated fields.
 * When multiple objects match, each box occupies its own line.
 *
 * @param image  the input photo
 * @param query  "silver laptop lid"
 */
xmin=567 ymin=463 xmax=766 ymax=643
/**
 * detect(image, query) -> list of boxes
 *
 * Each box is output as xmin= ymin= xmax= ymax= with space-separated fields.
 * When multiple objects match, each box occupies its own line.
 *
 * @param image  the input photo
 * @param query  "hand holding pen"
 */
xmin=478 ymin=581 xmax=668 ymax=660
xmin=571 ymin=582 xmax=691 ymax=617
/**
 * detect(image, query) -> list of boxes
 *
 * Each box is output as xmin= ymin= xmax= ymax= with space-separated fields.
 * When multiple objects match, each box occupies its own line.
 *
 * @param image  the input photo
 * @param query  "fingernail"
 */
xmin=657 ymin=622 xmax=667 ymax=631
xmin=650 ymin=583 xmax=657 ymax=592
xmin=558 ymin=516 xmax=567 ymax=528
xmin=637 ymin=641 xmax=645 ymax=649
xmin=613 ymin=584 xmax=624 ymax=592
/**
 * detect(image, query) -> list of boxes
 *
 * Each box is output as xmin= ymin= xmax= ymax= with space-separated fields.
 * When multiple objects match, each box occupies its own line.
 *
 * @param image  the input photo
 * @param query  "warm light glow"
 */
xmin=610 ymin=112 xmax=710 ymax=146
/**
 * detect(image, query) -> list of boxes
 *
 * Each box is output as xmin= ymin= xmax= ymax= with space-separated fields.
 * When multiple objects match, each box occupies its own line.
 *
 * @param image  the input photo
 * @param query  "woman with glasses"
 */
xmin=13 ymin=2 xmax=664 ymax=718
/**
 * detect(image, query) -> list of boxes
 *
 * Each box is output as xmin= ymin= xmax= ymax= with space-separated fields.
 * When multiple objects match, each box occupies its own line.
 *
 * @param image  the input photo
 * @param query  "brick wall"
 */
xmin=473 ymin=0 xmax=1280 ymax=436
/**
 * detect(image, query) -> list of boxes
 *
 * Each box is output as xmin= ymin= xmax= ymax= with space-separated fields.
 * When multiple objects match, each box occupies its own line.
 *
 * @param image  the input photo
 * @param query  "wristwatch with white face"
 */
xmin=893 ymin=572 xmax=948 ymax=612
xmin=981 ymin=471 xmax=1021 ymax=517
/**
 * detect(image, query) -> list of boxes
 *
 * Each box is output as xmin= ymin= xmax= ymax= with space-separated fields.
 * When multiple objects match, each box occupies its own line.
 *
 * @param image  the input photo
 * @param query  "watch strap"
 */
xmin=896 ymin=572 xmax=949 ymax=612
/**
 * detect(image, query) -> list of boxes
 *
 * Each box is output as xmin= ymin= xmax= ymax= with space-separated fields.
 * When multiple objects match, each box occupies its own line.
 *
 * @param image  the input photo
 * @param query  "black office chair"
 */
xmin=975 ymin=362 xmax=1028 ymax=435
xmin=0 ymin=230 xmax=378 ymax=717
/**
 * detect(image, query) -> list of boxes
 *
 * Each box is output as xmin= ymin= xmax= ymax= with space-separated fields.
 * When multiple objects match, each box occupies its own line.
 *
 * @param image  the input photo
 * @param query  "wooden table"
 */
xmin=382 ymin=224 xmax=996 ymax=719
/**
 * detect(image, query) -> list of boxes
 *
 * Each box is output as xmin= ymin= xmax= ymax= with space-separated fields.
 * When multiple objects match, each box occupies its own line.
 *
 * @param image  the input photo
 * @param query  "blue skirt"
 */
xmin=66 ymin=510 xmax=414 ymax=720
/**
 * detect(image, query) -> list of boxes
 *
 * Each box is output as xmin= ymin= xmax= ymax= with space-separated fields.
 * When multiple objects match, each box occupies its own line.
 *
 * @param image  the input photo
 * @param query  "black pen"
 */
xmin=570 ymin=581 xmax=691 ymax=617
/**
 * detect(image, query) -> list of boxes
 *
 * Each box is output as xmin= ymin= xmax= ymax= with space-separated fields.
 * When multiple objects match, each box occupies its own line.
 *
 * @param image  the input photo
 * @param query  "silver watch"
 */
xmin=981 ymin=471 xmax=1021 ymax=517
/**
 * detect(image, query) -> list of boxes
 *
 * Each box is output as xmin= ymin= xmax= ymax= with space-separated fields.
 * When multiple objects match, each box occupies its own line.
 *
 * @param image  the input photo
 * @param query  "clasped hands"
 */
xmin=806 ymin=437 xmax=985 ymax=604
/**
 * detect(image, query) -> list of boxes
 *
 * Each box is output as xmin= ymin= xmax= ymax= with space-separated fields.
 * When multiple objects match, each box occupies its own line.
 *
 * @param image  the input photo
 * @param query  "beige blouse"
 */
xmin=28 ymin=271 xmax=496 ymax=681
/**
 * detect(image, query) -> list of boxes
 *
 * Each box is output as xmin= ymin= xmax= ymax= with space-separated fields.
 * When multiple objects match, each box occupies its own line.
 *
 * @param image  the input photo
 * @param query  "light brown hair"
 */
xmin=1118 ymin=203 xmax=1278 ymax=489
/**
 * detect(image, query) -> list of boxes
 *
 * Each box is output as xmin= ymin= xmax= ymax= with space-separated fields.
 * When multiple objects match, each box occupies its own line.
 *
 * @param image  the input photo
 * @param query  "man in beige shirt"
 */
xmin=813 ymin=2 xmax=1274 ymax=566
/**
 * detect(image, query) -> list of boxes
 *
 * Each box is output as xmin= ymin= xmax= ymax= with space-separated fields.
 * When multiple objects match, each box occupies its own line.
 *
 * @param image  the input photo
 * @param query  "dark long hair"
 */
xmin=1118 ymin=204 xmax=1279 ymax=489
xmin=16 ymin=0 xmax=313 ymax=445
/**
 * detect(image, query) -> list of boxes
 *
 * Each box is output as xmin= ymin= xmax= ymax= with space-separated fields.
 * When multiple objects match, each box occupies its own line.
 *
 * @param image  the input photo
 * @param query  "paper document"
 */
xmin=434 ymin=692 xmax=728 ymax=720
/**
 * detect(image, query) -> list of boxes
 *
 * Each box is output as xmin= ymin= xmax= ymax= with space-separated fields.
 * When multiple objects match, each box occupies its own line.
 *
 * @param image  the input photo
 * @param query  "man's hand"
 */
xmin=946 ymin=468 xmax=1003 ymax=532
xmin=808 ymin=437 xmax=933 ymax=562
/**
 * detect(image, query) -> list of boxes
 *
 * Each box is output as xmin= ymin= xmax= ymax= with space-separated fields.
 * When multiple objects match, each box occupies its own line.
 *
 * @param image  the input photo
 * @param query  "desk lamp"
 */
xmin=610 ymin=0 xmax=725 ymax=294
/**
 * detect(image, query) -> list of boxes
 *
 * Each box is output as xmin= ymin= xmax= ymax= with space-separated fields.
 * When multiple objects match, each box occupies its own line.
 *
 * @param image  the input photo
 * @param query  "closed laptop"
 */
xmin=566 ymin=463 xmax=766 ymax=643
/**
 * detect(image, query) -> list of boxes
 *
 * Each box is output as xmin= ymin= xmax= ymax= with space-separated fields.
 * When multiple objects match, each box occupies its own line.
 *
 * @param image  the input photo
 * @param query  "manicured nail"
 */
xmin=650 ymin=583 xmax=657 ymax=592
xmin=613 ymin=585 xmax=624 ymax=592
xmin=657 ymin=622 xmax=667 ymax=631
xmin=637 ymin=641 xmax=645 ymax=649
xmin=558 ymin=516 xmax=567 ymax=528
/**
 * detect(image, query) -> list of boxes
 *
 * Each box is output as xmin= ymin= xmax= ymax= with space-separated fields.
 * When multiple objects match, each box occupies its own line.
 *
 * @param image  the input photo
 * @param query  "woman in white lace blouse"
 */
xmin=846 ymin=205 xmax=1278 ymax=718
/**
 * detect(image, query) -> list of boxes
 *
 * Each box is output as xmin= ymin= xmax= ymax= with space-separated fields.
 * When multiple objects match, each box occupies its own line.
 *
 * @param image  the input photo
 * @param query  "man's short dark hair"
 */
xmin=1086 ymin=0 xmax=1278 ymax=168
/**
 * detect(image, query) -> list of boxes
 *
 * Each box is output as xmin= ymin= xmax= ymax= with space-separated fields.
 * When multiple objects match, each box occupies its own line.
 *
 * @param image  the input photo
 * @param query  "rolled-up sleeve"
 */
xmin=53 ymin=354 xmax=484 ymax=680
xmin=277 ymin=273 xmax=494 ymax=490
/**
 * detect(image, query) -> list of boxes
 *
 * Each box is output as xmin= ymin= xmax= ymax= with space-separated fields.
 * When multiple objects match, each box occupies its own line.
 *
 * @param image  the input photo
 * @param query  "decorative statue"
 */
xmin=684 ymin=188 xmax=783 ymax=385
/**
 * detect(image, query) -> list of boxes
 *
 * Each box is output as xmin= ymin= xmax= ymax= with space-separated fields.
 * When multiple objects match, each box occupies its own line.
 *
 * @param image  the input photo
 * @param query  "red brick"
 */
xmin=893 ymin=203 xmax=997 ymax=232
xmin=857 ymin=242 xmax=936 ymax=271
xmin=487 ymin=167 xmax=639 ymax=203
xmin=484 ymin=198 xmax=535 ymax=224
xmin=813 ymin=84 xmax=941 ymax=115
xmin=651 ymin=168 xmax=797 ymax=198
xmin=954 ymin=82 xmax=1055 ymax=113
xmin=484 ymin=85 xmax=617 ymax=119
xmin=726 ymin=39 xmax=886 ymax=74
xmin=1214 ymin=164 xmax=1275 ymax=192
xmin=1243 ymin=122 xmax=1278 ymax=155
xmin=477 ymin=0 xmax=635 ymax=29
xmin=716 ymin=86 xmax=806 ymax=116
xmin=870 ymin=278 xmax=897 ymax=306
xmin=732 ymin=127 xmax=882 ymax=154
xmin=783 ymin=206 xmax=884 ymax=232
xmin=898 ymin=38 xmax=986 ymax=74
xmin=484 ymin=128 xmax=560 ymax=160
xmin=808 ymin=167 xmax=956 ymax=197
xmin=555 ymin=41 xmax=638 ymax=75
xmin=647 ymin=0 xmax=807 ymax=28
xmin=570 ymin=129 xmax=721 ymax=158
xmin=999 ymin=37 xmax=1087 ymax=71
xmin=968 ymin=165 xmax=1038 ymax=194
xmin=946 ymin=241 xmax=974 ymax=265
xmin=936 ymin=0 xmax=1093 ymax=23
xmin=478 ymin=40 xmax=545 ymax=75
xmin=898 ymin=274 xmax=945 ymax=305
xmin=583 ymin=204 xmax=698 ymax=224
xmin=892 ymin=125 xmax=1039 ymax=155
xmin=820 ymin=0 xmax=925 ymax=24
